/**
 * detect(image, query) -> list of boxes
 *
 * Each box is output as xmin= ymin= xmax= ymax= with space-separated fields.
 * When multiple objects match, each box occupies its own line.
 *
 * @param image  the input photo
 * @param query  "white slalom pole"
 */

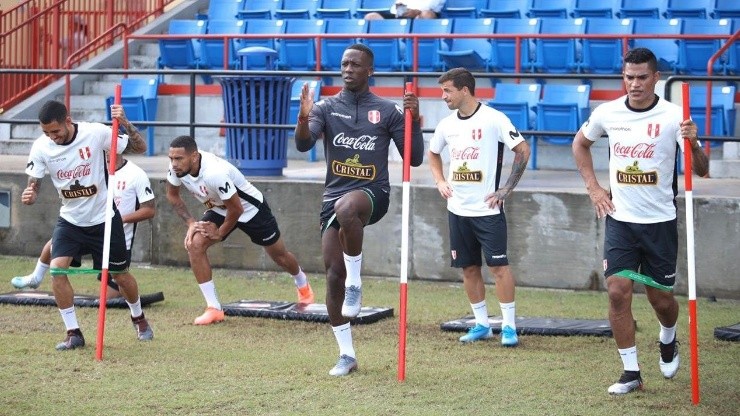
xmin=681 ymin=82 xmax=700 ymax=404
xmin=398 ymin=81 xmax=413 ymax=381
xmin=95 ymin=84 xmax=121 ymax=361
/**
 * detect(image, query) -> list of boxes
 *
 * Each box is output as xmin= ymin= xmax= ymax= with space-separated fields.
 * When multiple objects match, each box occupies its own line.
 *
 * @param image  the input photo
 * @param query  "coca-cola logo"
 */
xmin=613 ymin=142 xmax=655 ymax=159
xmin=333 ymin=133 xmax=377 ymax=151
xmin=56 ymin=163 xmax=92 ymax=180
xmin=450 ymin=146 xmax=480 ymax=160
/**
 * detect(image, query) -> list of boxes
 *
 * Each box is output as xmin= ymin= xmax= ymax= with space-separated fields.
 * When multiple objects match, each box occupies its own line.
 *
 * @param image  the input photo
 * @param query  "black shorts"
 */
xmin=603 ymin=216 xmax=678 ymax=286
xmin=448 ymin=212 xmax=509 ymax=268
xmin=320 ymin=185 xmax=390 ymax=234
xmin=202 ymin=200 xmax=280 ymax=246
xmin=51 ymin=210 xmax=130 ymax=272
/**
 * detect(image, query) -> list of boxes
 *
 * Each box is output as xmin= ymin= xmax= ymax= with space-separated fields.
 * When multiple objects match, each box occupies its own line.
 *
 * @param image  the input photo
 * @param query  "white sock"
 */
xmin=343 ymin=253 xmax=362 ymax=288
xmin=470 ymin=300 xmax=490 ymax=327
xmin=500 ymin=301 xmax=516 ymax=329
xmin=332 ymin=322 xmax=355 ymax=358
xmin=659 ymin=323 xmax=677 ymax=344
xmin=59 ymin=306 xmax=79 ymax=331
xmin=618 ymin=346 xmax=640 ymax=372
xmin=32 ymin=260 xmax=50 ymax=283
xmin=293 ymin=267 xmax=308 ymax=288
xmin=127 ymin=297 xmax=143 ymax=318
xmin=198 ymin=280 xmax=221 ymax=310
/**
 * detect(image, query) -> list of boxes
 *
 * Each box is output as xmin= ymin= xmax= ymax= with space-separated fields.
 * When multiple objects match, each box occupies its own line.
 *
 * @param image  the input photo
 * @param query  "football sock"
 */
xmin=471 ymin=300 xmax=490 ymax=327
xmin=59 ymin=306 xmax=80 ymax=331
xmin=127 ymin=297 xmax=143 ymax=318
xmin=332 ymin=322 xmax=355 ymax=358
xmin=659 ymin=323 xmax=677 ymax=344
xmin=500 ymin=301 xmax=516 ymax=329
xmin=618 ymin=346 xmax=640 ymax=372
xmin=343 ymin=253 xmax=363 ymax=288
xmin=293 ymin=267 xmax=308 ymax=288
xmin=199 ymin=280 xmax=221 ymax=310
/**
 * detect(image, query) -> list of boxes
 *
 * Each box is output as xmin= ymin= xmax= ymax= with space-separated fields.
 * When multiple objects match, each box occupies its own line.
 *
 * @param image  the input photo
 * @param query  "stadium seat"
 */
xmin=440 ymin=0 xmax=487 ymax=18
xmin=534 ymin=18 xmax=585 ymax=73
xmin=438 ymin=18 xmax=495 ymax=71
xmin=632 ymin=18 xmax=681 ymax=72
xmin=536 ymin=84 xmax=591 ymax=144
xmin=201 ymin=19 xmax=246 ymax=70
xmin=158 ymin=19 xmax=208 ymax=82
xmin=690 ymin=85 xmax=737 ymax=138
xmin=571 ymin=0 xmax=616 ymax=18
xmin=105 ymin=78 xmax=159 ymax=155
xmin=241 ymin=19 xmax=285 ymax=53
xmin=316 ymin=0 xmax=355 ymax=19
xmin=408 ymin=18 xmax=452 ymax=72
xmin=616 ymin=0 xmax=666 ymax=18
xmin=275 ymin=0 xmax=319 ymax=19
xmin=710 ymin=0 xmax=740 ymax=18
xmin=527 ymin=0 xmax=573 ymax=18
xmin=676 ymin=19 xmax=732 ymax=75
xmin=480 ymin=0 xmax=527 ymax=18
xmin=237 ymin=0 xmax=282 ymax=19
xmin=664 ymin=0 xmax=711 ymax=18
xmin=196 ymin=0 xmax=243 ymax=20
xmin=355 ymin=0 xmax=392 ymax=18
xmin=727 ymin=19 xmax=740 ymax=74
xmin=363 ymin=19 xmax=410 ymax=71
xmin=488 ymin=82 xmax=542 ymax=130
xmin=490 ymin=18 xmax=540 ymax=73
xmin=279 ymin=19 xmax=324 ymax=70
xmin=581 ymin=18 xmax=634 ymax=74
xmin=321 ymin=19 xmax=367 ymax=70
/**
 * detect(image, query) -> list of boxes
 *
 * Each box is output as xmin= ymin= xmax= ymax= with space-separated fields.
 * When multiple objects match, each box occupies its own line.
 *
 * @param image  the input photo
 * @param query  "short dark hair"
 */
xmin=437 ymin=67 xmax=476 ymax=96
xmin=624 ymin=48 xmax=658 ymax=72
xmin=346 ymin=43 xmax=374 ymax=65
xmin=38 ymin=100 xmax=68 ymax=124
xmin=170 ymin=135 xmax=198 ymax=153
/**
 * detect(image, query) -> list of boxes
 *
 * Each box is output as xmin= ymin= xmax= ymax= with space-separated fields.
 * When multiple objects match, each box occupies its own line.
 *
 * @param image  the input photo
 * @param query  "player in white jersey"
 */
xmin=22 ymin=100 xmax=154 ymax=351
xmin=12 ymin=156 xmax=156 ymax=299
xmin=165 ymin=135 xmax=314 ymax=326
xmin=429 ymin=68 xmax=531 ymax=348
xmin=572 ymin=48 xmax=709 ymax=395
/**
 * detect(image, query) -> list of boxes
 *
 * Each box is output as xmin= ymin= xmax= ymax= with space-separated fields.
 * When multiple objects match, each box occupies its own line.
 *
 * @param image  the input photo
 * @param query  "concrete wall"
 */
xmin=1 ymin=171 xmax=738 ymax=300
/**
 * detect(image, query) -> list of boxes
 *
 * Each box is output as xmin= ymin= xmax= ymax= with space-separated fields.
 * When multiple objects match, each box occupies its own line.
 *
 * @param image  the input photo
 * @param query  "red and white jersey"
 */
xmin=26 ymin=122 xmax=128 ymax=227
xmin=581 ymin=95 xmax=690 ymax=224
xmin=167 ymin=151 xmax=264 ymax=223
xmin=112 ymin=160 xmax=154 ymax=249
xmin=430 ymin=103 xmax=524 ymax=217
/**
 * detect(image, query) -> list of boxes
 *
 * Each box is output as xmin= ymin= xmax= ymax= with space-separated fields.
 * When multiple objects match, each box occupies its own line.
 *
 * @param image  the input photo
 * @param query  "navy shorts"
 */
xmin=51 ymin=209 xmax=130 ymax=272
xmin=448 ymin=212 xmax=509 ymax=268
xmin=202 ymin=200 xmax=280 ymax=246
xmin=320 ymin=185 xmax=390 ymax=234
xmin=603 ymin=215 xmax=678 ymax=287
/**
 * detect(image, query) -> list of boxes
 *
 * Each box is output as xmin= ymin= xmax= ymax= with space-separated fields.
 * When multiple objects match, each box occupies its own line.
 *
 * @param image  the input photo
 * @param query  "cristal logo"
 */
xmin=56 ymin=163 xmax=91 ymax=180
xmin=613 ymin=142 xmax=656 ymax=159
xmin=332 ymin=133 xmax=377 ymax=150
xmin=450 ymin=146 xmax=480 ymax=160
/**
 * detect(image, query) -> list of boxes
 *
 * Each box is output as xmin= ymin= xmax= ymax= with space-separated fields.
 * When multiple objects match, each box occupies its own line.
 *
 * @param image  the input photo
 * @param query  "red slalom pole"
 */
xmin=682 ymin=82 xmax=700 ymax=405
xmin=398 ymin=81 xmax=414 ymax=381
xmin=95 ymin=84 xmax=121 ymax=361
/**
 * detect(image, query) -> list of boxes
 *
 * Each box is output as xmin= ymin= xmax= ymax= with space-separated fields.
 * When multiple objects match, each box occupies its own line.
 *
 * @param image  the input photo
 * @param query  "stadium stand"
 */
xmin=355 ymin=0 xmax=392 ymax=18
xmin=490 ymin=17 xmax=540 ymax=73
xmin=105 ymin=78 xmax=160 ymax=155
xmin=158 ymin=19 xmax=208 ymax=82
xmin=534 ymin=18 xmax=585 ymax=73
xmin=632 ymin=18 xmax=681 ymax=72
xmin=690 ymin=85 xmax=737 ymax=139
xmin=581 ymin=17 xmax=634 ymax=74
xmin=571 ymin=0 xmax=616 ymax=18
xmin=676 ymin=18 xmax=733 ymax=75
xmin=275 ymin=0 xmax=319 ymax=19
xmin=480 ymin=0 xmax=527 ymax=18
xmin=488 ymin=82 xmax=542 ymax=131
xmin=536 ymin=84 xmax=591 ymax=144
xmin=710 ymin=0 xmax=740 ymax=18
xmin=440 ymin=0 xmax=488 ymax=19
xmin=664 ymin=0 xmax=711 ymax=18
xmin=315 ymin=0 xmax=355 ymax=19
xmin=241 ymin=19 xmax=285 ymax=53
xmin=438 ymin=18 xmax=495 ymax=71
xmin=408 ymin=18 xmax=452 ymax=72
xmin=363 ymin=18 xmax=411 ymax=71
xmin=196 ymin=0 xmax=243 ymax=21
xmin=322 ymin=19 xmax=368 ymax=70
xmin=527 ymin=0 xmax=573 ymax=18
xmin=616 ymin=0 xmax=667 ymax=19
xmin=279 ymin=18 xmax=324 ymax=70
xmin=237 ymin=0 xmax=282 ymax=19
xmin=201 ymin=19 xmax=247 ymax=70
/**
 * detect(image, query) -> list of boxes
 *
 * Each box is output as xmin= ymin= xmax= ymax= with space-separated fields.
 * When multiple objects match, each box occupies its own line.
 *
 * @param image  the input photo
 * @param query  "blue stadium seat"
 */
xmin=480 ymin=0 xmax=527 ymax=18
xmin=201 ymin=19 xmax=246 ymax=70
xmin=727 ymin=19 xmax=740 ymax=74
xmin=279 ymin=19 xmax=324 ymax=70
xmin=632 ymin=18 xmax=681 ymax=72
xmin=440 ymin=0 xmax=487 ymax=18
xmin=536 ymin=84 xmax=591 ymax=144
xmin=676 ymin=19 xmax=732 ymax=75
xmin=581 ymin=18 xmax=634 ymax=73
xmin=355 ymin=0 xmax=391 ymax=18
xmin=534 ymin=18 xmax=585 ymax=73
xmin=571 ymin=0 xmax=616 ymax=18
xmin=316 ymin=0 xmax=355 ymax=19
xmin=527 ymin=0 xmax=573 ymax=18
xmin=408 ymin=18 xmax=452 ymax=72
xmin=241 ymin=19 xmax=285 ymax=53
xmin=106 ymin=78 xmax=159 ymax=155
xmin=488 ymin=82 xmax=542 ymax=130
xmin=275 ymin=0 xmax=319 ymax=19
xmin=321 ymin=19 xmax=367 ymax=70
xmin=158 ymin=20 xmax=208 ymax=82
xmin=690 ymin=85 xmax=737 ymax=139
xmin=438 ymin=18 xmax=495 ymax=71
xmin=197 ymin=0 xmax=243 ymax=20
xmin=711 ymin=0 xmax=740 ymax=18
xmin=363 ymin=19 xmax=410 ymax=71
xmin=237 ymin=0 xmax=282 ymax=19
xmin=664 ymin=0 xmax=711 ymax=18
xmin=490 ymin=17 xmax=540 ymax=73
xmin=616 ymin=0 xmax=666 ymax=18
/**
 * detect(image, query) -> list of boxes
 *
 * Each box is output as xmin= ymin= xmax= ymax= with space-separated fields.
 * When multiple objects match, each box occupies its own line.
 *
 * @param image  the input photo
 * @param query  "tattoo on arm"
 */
xmin=501 ymin=153 xmax=528 ymax=195
xmin=171 ymin=199 xmax=193 ymax=223
xmin=121 ymin=120 xmax=146 ymax=154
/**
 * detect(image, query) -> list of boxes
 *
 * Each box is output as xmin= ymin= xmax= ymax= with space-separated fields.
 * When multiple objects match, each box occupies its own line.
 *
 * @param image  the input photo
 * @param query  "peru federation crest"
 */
xmin=367 ymin=110 xmax=380 ymax=124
